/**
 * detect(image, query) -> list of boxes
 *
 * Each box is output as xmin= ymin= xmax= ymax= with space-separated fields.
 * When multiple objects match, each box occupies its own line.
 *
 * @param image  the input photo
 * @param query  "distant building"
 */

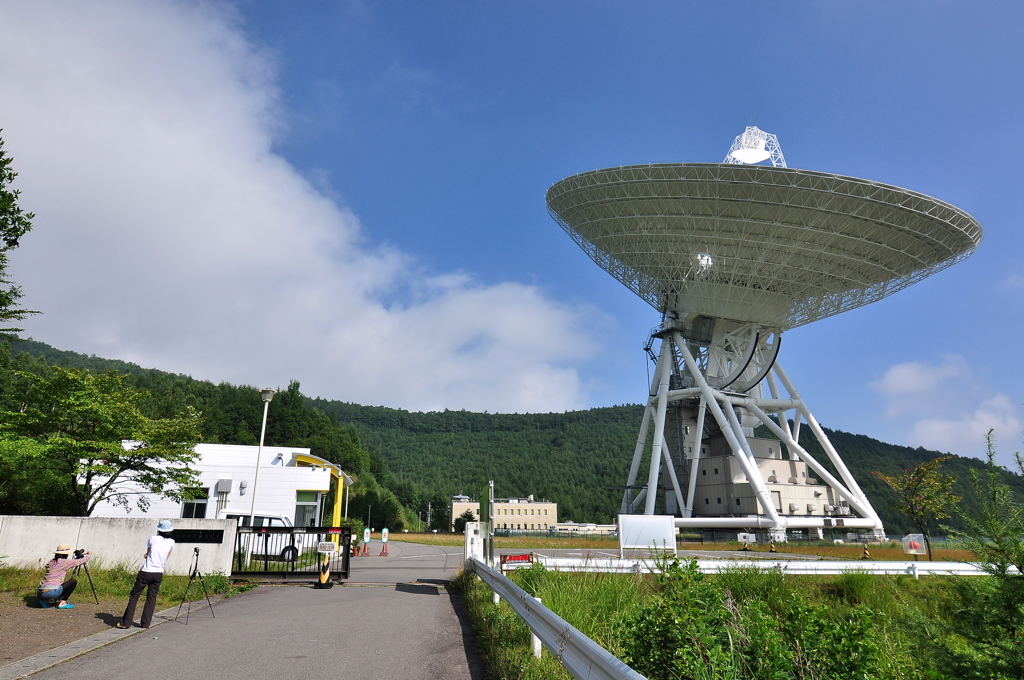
xmin=450 ymin=495 xmax=557 ymax=532
xmin=554 ymin=522 xmax=617 ymax=536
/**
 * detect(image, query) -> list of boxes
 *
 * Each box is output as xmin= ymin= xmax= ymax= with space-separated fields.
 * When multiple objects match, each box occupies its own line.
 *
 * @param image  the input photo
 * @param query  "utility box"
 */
xmin=464 ymin=521 xmax=485 ymax=563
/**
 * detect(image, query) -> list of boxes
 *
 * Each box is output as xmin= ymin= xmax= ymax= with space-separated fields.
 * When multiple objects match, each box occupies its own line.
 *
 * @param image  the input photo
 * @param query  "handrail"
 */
xmin=501 ymin=556 xmax=1003 ymax=577
xmin=467 ymin=557 xmax=646 ymax=680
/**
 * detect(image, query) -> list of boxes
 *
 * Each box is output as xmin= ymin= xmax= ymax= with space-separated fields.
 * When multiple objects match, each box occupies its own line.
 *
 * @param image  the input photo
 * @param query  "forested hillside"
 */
xmin=6 ymin=339 xmax=1023 ymax=534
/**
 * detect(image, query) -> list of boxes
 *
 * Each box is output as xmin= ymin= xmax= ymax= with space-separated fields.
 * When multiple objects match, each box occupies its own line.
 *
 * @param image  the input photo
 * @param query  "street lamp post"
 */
xmin=247 ymin=388 xmax=276 ymax=528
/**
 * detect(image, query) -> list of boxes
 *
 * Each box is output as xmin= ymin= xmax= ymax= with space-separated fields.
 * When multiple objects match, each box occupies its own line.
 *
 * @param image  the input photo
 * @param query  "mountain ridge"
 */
xmin=8 ymin=338 xmax=1022 ymax=534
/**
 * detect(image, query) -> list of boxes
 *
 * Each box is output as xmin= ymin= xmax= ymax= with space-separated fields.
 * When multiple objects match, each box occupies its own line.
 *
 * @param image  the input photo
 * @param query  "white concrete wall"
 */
xmin=91 ymin=444 xmax=331 ymax=524
xmin=0 ymin=516 xmax=237 ymax=576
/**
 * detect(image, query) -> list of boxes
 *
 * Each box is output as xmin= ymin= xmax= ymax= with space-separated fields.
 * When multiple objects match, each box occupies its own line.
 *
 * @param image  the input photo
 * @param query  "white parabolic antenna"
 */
xmin=546 ymin=129 xmax=982 ymax=540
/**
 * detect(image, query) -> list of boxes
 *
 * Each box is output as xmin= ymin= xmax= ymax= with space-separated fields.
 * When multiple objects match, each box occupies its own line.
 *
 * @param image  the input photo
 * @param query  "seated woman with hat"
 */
xmin=38 ymin=544 xmax=92 ymax=609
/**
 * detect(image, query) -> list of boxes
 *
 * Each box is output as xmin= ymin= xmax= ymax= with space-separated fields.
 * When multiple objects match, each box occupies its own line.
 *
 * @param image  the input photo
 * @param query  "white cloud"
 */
xmin=908 ymin=395 xmax=1022 ymax=465
xmin=0 ymin=0 xmax=604 ymax=413
xmin=1004 ymin=273 xmax=1024 ymax=288
xmin=869 ymin=355 xmax=970 ymax=417
xmin=872 ymin=358 xmax=1022 ymax=466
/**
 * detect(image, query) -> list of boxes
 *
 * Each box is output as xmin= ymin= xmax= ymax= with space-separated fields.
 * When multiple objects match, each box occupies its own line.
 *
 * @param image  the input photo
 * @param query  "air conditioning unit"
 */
xmin=824 ymin=504 xmax=835 ymax=512
xmin=806 ymin=504 xmax=817 ymax=512
xmin=788 ymin=502 xmax=799 ymax=512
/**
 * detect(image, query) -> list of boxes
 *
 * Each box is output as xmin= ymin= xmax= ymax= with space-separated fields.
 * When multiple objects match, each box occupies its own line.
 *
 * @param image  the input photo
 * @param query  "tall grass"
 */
xmin=456 ymin=561 xmax=985 ymax=680
xmin=0 ymin=561 xmax=236 ymax=609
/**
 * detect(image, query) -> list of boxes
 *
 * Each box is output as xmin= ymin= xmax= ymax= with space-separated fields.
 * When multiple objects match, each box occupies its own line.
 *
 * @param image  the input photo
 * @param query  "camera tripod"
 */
xmin=174 ymin=547 xmax=215 ymax=625
xmin=70 ymin=550 xmax=99 ymax=604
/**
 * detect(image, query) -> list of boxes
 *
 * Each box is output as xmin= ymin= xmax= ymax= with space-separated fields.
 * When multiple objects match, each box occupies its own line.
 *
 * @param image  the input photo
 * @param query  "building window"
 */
xmin=702 ymin=470 xmax=707 ymax=476
xmin=717 ymin=498 xmax=722 ymax=504
xmin=714 ymin=468 xmax=719 ymax=475
xmin=181 ymin=488 xmax=209 ymax=519
xmin=735 ymin=499 xmax=741 ymax=506
xmin=544 ymin=509 xmax=548 ymax=515
xmin=705 ymin=498 xmax=709 ymax=505
xmin=772 ymin=470 xmax=776 ymax=476
xmin=294 ymin=490 xmax=320 ymax=527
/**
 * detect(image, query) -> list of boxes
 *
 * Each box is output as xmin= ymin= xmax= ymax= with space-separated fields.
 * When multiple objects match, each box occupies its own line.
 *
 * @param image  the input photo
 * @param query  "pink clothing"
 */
xmin=39 ymin=555 xmax=90 ymax=587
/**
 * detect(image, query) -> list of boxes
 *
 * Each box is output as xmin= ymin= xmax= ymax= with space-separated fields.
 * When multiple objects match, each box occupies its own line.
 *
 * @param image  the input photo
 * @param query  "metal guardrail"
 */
xmin=503 ymin=556 xmax=1002 ymax=578
xmin=468 ymin=557 xmax=646 ymax=680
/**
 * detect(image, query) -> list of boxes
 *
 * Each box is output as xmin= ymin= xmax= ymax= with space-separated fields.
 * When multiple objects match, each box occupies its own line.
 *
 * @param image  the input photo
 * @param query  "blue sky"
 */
xmin=0 ymin=1 xmax=1021 ymax=463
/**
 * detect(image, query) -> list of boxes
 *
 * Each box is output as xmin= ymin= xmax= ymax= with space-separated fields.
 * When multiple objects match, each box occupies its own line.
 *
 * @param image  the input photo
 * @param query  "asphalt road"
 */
xmin=28 ymin=542 xmax=484 ymax=680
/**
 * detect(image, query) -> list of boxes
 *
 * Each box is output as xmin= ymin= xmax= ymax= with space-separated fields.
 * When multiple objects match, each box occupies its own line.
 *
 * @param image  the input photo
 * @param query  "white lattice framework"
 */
xmin=723 ymin=126 xmax=787 ymax=167
xmin=546 ymin=163 xmax=982 ymax=329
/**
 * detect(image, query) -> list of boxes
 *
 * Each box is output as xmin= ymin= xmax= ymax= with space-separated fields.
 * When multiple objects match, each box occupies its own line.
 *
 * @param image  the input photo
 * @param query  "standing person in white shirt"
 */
xmin=117 ymin=519 xmax=175 ymax=629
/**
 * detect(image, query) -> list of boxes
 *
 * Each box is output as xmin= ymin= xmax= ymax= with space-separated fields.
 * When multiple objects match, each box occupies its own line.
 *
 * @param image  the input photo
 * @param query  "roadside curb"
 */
xmin=0 ymin=597 xmax=222 ymax=680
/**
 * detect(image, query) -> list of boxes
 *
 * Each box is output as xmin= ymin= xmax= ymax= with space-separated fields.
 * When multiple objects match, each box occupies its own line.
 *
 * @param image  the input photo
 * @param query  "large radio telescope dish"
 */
xmin=547 ymin=129 xmax=983 ymax=538
xmin=546 ymin=163 xmax=981 ymax=330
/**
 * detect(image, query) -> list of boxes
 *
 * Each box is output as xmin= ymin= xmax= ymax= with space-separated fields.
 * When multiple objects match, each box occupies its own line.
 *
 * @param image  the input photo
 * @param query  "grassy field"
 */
xmin=399 ymin=533 xmax=976 ymax=560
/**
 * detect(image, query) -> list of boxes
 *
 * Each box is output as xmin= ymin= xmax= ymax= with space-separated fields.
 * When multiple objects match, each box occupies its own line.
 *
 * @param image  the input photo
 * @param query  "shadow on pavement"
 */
xmin=444 ymin=584 xmax=488 ymax=680
xmin=395 ymin=583 xmax=440 ymax=595
xmin=93 ymin=612 xmax=121 ymax=626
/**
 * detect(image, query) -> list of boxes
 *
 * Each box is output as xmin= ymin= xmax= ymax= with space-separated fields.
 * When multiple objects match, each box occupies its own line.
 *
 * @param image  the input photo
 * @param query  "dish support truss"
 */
xmin=723 ymin=126 xmax=786 ymax=167
xmin=621 ymin=321 xmax=885 ymax=542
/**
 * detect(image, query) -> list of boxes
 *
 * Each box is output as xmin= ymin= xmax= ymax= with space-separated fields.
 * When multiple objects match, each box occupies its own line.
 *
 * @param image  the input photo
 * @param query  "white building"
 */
xmin=91 ymin=443 xmax=349 ymax=527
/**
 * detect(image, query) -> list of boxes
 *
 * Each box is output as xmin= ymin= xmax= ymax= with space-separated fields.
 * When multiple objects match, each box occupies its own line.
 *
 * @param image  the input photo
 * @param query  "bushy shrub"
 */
xmin=619 ymin=559 xmax=737 ymax=680
xmin=617 ymin=560 xmax=885 ymax=680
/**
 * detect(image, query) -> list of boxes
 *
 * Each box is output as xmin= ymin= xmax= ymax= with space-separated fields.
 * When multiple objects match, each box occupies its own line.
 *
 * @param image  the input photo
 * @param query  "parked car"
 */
xmin=226 ymin=514 xmax=319 ymax=562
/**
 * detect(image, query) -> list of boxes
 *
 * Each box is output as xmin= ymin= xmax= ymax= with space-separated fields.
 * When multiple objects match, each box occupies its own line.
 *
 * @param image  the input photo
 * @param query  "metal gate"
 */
xmin=232 ymin=526 xmax=352 ymax=580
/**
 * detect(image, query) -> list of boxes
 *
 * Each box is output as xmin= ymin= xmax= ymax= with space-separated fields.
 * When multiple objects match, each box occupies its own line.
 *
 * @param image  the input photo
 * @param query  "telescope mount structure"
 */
xmin=546 ymin=127 xmax=982 ymax=541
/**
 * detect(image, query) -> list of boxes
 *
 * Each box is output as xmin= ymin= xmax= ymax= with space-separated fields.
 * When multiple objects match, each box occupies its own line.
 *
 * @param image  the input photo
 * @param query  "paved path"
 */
xmin=13 ymin=542 xmax=484 ymax=680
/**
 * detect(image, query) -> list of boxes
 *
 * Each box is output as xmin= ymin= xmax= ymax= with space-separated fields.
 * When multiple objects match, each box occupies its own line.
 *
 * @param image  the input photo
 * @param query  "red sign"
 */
xmin=500 ymin=554 xmax=532 ymax=566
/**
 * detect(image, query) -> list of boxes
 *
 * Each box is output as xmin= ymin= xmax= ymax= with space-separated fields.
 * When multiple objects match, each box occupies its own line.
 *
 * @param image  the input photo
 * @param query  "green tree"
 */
xmin=427 ymin=492 xmax=452 ymax=532
xmin=0 ymin=434 xmax=74 ymax=515
xmin=0 ymin=132 xmax=36 ymax=336
xmin=930 ymin=429 xmax=1024 ymax=679
xmin=0 ymin=366 xmax=203 ymax=515
xmin=872 ymin=456 xmax=959 ymax=560
xmin=453 ymin=508 xmax=476 ymax=534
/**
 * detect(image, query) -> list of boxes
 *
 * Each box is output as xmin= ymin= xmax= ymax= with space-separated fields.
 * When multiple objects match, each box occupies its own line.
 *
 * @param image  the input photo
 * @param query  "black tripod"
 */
xmin=174 ymin=547 xmax=215 ymax=625
xmin=70 ymin=550 xmax=99 ymax=604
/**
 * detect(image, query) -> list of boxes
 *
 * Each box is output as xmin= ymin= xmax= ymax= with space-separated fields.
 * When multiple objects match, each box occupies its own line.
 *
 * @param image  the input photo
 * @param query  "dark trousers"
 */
xmin=121 ymin=570 xmax=164 ymax=628
xmin=60 ymin=578 xmax=78 ymax=601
